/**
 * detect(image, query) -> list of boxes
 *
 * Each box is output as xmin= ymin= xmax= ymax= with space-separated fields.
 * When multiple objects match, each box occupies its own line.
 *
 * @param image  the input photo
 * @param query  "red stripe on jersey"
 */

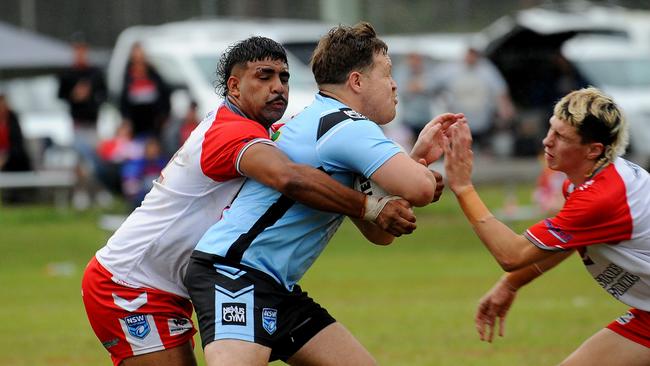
xmin=527 ymin=163 xmax=633 ymax=250
xmin=200 ymin=105 xmax=271 ymax=182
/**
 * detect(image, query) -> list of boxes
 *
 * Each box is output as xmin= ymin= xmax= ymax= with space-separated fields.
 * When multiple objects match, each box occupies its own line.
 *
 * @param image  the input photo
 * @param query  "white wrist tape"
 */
xmin=363 ymin=195 xmax=401 ymax=222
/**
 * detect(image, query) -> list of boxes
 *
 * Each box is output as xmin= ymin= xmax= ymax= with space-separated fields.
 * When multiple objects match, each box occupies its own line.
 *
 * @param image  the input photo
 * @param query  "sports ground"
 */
xmin=0 ymin=184 xmax=626 ymax=365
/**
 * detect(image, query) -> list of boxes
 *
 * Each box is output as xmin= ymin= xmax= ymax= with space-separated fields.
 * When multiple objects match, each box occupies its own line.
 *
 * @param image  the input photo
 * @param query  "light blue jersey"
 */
xmin=194 ymin=93 xmax=401 ymax=290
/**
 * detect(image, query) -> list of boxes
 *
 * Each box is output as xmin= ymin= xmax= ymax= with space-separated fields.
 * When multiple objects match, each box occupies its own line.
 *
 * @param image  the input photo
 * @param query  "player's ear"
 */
xmin=586 ymin=142 xmax=605 ymax=160
xmin=348 ymin=71 xmax=363 ymax=94
xmin=227 ymin=76 xmax=240 ymax=98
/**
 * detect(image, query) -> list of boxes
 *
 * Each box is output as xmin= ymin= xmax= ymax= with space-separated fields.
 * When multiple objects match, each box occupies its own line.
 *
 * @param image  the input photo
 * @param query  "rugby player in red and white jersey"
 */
xmin=444 ymin=87 xmax=650 ymax=365
xmin=81 ymin=36 xmax=421 ymax=366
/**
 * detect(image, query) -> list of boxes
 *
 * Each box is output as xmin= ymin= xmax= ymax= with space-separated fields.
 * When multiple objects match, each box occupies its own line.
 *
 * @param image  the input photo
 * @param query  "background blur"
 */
xmin=1 ymin=1 xmax=650 ymax=365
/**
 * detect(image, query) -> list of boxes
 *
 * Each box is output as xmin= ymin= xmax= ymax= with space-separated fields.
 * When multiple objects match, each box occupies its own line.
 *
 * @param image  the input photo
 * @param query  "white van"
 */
xmin=106 ymin=18 xmax=333 ymax=127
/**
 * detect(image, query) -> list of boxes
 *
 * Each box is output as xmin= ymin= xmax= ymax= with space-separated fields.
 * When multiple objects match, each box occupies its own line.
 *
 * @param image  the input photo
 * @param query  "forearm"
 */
xmin=351 ymin=218 xmax=394 ymax=245
xmin=503 ymin=250 xmax=574 ymax=290
xmin=455 ymin=186 xmax=548 ymax=271
xmin=281 ymin=163 xmax=365 ymax=218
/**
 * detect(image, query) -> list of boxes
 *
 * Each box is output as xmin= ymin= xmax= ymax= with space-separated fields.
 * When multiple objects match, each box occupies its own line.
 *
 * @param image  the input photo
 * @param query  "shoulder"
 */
xmin=317 ymin=108 xmax=371 ymax=140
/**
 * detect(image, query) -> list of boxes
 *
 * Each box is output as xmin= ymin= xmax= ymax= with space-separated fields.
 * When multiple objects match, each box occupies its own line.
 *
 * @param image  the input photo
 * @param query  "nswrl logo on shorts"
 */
xmin=222 ymin=303 xmax=246 ymax=326
xmin=124 ymin=314 xmax=151 ymax=339
xmin=262 ymin=308 xmax=278 ymax=335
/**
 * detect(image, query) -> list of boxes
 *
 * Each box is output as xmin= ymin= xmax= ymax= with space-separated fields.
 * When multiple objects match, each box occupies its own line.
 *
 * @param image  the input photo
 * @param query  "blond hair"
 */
xmin=553 ymin=87 xmax=628 ymax=165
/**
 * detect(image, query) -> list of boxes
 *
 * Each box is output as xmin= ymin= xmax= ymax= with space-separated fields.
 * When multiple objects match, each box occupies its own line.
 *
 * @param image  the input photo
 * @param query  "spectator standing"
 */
xmin=58 ymin=35 xmax=109 ymax=208
xmin=0 ymin=94 xmax=31 ymax=173
xmin=435 ymin=46 xmax=515 ymax=154
xmin=393 ymin=52 xmax=435 ymax=144
xmin=119 ymin=43 xmax=171 ymax=138
xmin=0 ymin=94 xmax=32 ymax=203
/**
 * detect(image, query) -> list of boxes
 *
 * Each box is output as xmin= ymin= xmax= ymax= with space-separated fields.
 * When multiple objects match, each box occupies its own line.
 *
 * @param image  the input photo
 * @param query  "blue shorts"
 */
xmin=184 ymin=251 xmax=336 ymax=361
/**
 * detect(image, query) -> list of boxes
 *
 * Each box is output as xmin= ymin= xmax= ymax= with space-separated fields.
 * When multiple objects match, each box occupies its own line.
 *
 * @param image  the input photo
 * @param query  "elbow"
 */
xmin=271 ymin=168 xmax=303 ymax=196
xmin=403 ymin=180 xmax=435 ymax=207
xmin=496 ymin=255 xmax=528 ymax=272
xmin=371 ymin=235 xmax=395 ymax=246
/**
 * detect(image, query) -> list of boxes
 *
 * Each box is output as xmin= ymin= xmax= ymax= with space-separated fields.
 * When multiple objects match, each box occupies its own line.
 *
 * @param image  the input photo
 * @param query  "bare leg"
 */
xmin=560 ymin=328 xmax=650 ymax=366
xmin=120 ymin=341 xmax=197 ymax=366
xmin=203 ymin=339 xmax=272 ymax=366
xmin=287 ymin=322 xmax=376 ymax=366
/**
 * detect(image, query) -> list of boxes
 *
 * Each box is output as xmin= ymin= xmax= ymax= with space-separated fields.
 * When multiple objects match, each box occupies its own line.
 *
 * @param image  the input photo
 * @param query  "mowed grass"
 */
xmin=0 ymin=184 xmax=626 ymax=365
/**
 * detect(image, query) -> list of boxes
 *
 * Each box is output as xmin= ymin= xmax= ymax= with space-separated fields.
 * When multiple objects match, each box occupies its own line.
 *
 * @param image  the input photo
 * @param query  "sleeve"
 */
xmin=525 ymin=184 xmax=633 ymax=251
xmin=200 ymin=120 xmax=274 ymax=182
xmin=316 ymin=119 xmax=401 ymax=178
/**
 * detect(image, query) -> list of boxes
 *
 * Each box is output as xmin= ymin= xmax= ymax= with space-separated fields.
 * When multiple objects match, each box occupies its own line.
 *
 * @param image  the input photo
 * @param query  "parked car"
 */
xmin=106 ymin=18 xmax=333 ymax=127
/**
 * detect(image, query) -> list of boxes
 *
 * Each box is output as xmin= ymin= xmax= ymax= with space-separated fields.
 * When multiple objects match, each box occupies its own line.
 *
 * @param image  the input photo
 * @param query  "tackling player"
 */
xmin=81 ymin=36 xmax=417 ymax=366
xmin=444 ymin=87 xmax=650 ymax=365
xmin=185 ymin=22 xmax=461 ymax=366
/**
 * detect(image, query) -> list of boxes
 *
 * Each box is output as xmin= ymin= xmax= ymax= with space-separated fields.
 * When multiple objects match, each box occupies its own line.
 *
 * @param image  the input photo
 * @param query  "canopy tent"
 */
xmin=0 ymin=21 xmax=73 ymax=78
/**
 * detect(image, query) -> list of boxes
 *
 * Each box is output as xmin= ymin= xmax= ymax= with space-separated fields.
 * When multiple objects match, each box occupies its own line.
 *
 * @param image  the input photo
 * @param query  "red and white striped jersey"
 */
xmin=526 ymin=158 xmax=650 ymax=310
xmin=96 ymin=104 xmax=273 ymax=298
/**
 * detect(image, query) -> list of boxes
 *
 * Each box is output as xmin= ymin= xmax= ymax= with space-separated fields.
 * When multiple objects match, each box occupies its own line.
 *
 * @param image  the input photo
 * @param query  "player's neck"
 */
xmin=318 ymin=87 xmax=362 ymax=113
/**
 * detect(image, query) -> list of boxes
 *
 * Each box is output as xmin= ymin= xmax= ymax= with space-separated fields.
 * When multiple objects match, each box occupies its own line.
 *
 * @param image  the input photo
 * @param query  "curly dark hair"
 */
xmin=215 ymin=36 xmax=288 ymax=97
xmin=311 ymin=22 xmax=388 ymax=85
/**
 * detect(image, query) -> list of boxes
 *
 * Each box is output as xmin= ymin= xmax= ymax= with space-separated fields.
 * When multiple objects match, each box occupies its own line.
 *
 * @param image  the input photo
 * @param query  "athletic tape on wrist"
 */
xmin=363 ymin=195 xmax=401 ymax=222
xmin=456 ymin=187 xmax=494 ymax=226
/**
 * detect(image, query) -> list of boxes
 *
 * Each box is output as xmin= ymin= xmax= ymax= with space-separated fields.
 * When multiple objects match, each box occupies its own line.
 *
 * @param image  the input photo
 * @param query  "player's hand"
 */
xmin=411 ymin=113 xmax=463 ymax=165
xmin=443 ymin=118 xmax=474 ymax=195
xmin=374 ymin=198 xmax=416 ymax=236
xmin=431 ymin=170 xmax=445 ymax=202
xmin=475 ymin=277 xmax=517 ymax=343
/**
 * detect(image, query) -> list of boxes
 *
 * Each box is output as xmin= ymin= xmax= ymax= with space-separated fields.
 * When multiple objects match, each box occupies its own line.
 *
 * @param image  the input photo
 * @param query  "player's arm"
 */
xmin=476 ymin=251 xmax=573 ymax=342
xmin=239 ymin=142 xmax=417 ymax=236
xmin=369 ymin=153 xmax=437 ymax=207
xmin=443 ymin=120 xmax=556 ymax=271
xmin=350 ymin=217 xmax=395 ymax=245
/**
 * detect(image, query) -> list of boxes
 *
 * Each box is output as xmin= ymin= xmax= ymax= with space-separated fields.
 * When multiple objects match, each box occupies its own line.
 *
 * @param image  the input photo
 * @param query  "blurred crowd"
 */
xmin=0 ymin=36 xmax=199 ymax=209
xmin=2 ymin=35 xmax=567 ymax=210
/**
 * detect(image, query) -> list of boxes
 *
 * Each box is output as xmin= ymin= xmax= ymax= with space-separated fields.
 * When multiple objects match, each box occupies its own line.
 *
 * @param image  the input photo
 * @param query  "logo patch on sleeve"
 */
xmin=124 ymin=314 xmax=151 ymax=339
xmin=262 ymin=308 xmax=278 ymax=335
xmin=222 ymin=303 xmax=247 ymax=326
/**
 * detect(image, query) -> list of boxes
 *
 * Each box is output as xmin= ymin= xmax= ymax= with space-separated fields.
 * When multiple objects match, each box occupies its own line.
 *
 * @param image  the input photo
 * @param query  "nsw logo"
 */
xmin=124 ymin=314 xmax=151 ymax=339
xmin=262 ymin=308 xmax=278 ymax=335
xmin=222 ymin=303 xmax=246 ymax=326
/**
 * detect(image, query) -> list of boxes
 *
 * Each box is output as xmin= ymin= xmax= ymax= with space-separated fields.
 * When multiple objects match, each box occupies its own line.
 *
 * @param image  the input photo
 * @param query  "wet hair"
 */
xmin=311 ymin=22 xmax=388 ymax=85
xmin=216 ymin=36 xmax=288 ymax=97
xmin=553 ymin=87 xmax=628 ymax=163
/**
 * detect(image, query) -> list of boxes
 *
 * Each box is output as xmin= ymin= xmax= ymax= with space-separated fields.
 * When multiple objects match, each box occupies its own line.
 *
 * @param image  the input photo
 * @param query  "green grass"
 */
xmin=0 ymin=185 xmax=627 ymax=365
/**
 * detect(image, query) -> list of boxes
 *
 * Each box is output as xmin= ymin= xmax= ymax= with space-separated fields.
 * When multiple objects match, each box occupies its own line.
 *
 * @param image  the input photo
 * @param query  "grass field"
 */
xmin=0 ymin=184 xmax=627 ymax=365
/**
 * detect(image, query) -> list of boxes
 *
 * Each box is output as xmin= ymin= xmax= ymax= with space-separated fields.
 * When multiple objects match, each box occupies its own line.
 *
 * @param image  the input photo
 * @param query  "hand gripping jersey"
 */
xmin=95 ymin=103 xmax=274 ymax=298
xmin=194 ymin=93 xmax=401 ymax=290
xmin=525 ymin=158 xmax=650 ymax=310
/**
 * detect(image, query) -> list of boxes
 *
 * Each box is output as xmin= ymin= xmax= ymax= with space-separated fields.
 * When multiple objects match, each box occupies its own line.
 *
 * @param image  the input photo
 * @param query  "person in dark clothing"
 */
xmin=58 ymin=36 xmax=109 ymax=209
xmin=0 ymin=94 xmax=31 ymax=172
xmin=58 ymin=40 xmax=107 ymax=130
xmin=119 ymin=43 xmax=171 ymax=138
xmin=0 ymin=94 xmax=33 ymax=204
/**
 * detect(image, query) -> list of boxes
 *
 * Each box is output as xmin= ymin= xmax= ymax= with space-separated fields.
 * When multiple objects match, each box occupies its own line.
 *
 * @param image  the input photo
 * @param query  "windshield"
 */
xmin=193 ymin=54 xmax=316 ymax=91
xmin=574 ymin=58 xmax=650 ymax=88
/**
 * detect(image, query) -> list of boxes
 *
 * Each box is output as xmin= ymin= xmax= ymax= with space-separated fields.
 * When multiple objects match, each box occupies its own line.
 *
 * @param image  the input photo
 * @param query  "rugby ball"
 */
xmin=354 ymin=175 xmax=389 ymax=197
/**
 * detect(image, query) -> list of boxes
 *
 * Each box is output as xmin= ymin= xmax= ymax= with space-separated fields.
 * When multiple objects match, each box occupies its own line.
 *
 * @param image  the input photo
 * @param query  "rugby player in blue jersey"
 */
xmin=185 ymin=22 xmax=463 ymax=366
